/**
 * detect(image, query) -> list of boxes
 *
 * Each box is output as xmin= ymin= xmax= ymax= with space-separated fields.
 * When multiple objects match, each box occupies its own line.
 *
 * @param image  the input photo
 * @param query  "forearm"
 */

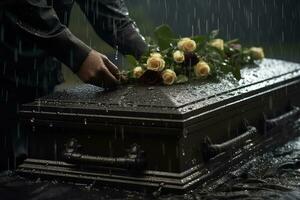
xmin=44 ymin=28 xmax=92 ymax=73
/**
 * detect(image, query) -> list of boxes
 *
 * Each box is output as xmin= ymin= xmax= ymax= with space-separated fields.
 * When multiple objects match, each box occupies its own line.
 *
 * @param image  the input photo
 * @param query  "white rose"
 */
xmin=133 ymin=66 xmax=144 ymax=78
xmin=146 ymin=54 xmax=165 ymax=71
xmin=209 ymin=39 xmax=224 ymax=51
xmin=162 ymin=69 xmax=177 ymax=85
xmin=173 ymin=50 xmax=185 ymax=63
xmin=250 ymin=47 xmax=265 ymax=60
xmin=194 ymin=61 xmax=210 ymax=77
xmin=177 ymin=38 xmax=197 ymax=52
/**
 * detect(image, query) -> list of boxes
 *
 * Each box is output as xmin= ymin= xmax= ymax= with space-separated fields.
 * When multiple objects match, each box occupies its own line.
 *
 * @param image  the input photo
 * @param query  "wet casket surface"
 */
xmin=17 ymin=59 xmax=300 ymax=191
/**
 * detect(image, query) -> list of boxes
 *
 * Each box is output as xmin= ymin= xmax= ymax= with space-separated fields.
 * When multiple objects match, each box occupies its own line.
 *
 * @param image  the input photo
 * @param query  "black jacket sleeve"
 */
xmin=76 ymin=0 xmax=148 ymax=59
xmin=6 ymin=0 xmax=91 ymax=72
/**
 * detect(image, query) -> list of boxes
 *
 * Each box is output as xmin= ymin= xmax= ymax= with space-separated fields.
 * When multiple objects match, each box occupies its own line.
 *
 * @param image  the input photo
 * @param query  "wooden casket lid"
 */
xmin=20 ymin=59 xmax=300 ymax=128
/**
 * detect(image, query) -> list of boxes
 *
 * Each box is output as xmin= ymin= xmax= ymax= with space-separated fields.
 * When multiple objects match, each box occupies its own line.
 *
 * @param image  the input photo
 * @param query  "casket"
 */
xmin=17 ymin=59 xmax=300 ymax=191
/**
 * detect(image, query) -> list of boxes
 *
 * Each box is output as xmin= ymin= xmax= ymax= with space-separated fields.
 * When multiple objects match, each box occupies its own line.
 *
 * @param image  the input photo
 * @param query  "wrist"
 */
xmin=77 ymin=50 xmax=96 ymax=82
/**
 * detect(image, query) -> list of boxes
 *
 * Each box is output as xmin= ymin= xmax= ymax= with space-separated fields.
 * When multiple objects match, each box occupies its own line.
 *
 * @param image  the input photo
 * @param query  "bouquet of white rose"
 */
xmin=124 ymin=24 xmax=265 ymax=86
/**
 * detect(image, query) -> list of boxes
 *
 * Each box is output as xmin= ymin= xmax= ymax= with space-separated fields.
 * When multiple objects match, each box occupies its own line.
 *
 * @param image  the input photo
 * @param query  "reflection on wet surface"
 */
xmin=1 ymin=132 xmax=300 ymax=199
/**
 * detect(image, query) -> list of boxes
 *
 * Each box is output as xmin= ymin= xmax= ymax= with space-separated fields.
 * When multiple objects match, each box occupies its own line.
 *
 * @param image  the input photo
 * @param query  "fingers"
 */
xmin=99 ymin=66 xmax=120 ymax=89
xmin=79 ymin=50 xmax=122 ymax=90
xmin=102 ymin=56 xmax=120 ymax=80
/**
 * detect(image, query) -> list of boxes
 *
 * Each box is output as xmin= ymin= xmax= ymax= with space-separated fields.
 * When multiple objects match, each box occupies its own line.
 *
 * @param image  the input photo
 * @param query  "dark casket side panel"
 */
xmin=28 ymin=125 xmax=182 ymax=173
xmin=17 ymin=59 xmax=300 ymax=191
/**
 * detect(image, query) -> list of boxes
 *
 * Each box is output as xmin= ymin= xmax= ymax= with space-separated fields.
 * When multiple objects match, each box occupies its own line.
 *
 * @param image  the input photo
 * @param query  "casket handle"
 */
xmin=202 ymin=126 xmax=258 ymax=162
xmin=62 ymin=139 xmax=146 ymax=171
xmin=265 ymin=106 xmax=300 ymax=132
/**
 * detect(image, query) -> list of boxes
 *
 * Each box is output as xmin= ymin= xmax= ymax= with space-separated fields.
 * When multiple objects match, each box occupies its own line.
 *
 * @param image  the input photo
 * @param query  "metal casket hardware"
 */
xmin=63 ymin=138 xmax=146 ymax=171
xmin=202 ymin=126 xmax=258 ymax=162
xmin=265 ymin=106 xmax=300 ymax=132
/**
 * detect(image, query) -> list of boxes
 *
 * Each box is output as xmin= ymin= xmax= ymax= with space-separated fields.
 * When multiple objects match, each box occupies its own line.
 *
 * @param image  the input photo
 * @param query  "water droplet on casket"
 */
xmin=30 ymin=118 xmax=35 ymax=123
xmin=49 ymin=123 xmax=53 ymax=128
xmin=182 ymin=149 xmax=186 ymax=156
xmin=84 ymin=118 xmax=87 ymax=125
xmin=183 ymin=129 xmax=188 ymax=138
xmin=37 ymin=99 xmax=41 ymax=107
xmin=191 ymin=159 xmax=197 ymax=165
xmin=115 ymin=45 xmax=119 ymax=61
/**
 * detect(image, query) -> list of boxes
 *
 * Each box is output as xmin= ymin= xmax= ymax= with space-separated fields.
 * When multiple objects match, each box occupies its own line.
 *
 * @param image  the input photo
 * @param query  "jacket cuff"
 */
xmin=117 ymin=24 xmax=148 ymax=59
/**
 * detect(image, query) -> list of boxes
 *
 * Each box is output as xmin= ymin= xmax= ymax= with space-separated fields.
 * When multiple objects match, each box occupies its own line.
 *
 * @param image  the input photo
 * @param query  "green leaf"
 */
xmin=176 ymin=74 xmax=189 ymax=84
xmin=157 ymin=38 xmax=173 ymax=51
xmin=153 ymin=24 xmax=178 ymax=50
xmin=191 ymin=35 xmax=207 ymax=45
xmin=125 ymin=55 xmax=138 ymax=68
xmin=225 ymin=38 xmax=239 ymax=45
xmin=154 ymin=24 xmax=177 ymax=39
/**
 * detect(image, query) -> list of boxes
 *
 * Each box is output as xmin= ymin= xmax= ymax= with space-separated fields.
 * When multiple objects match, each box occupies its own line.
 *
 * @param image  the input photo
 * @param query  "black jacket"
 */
xmin=0 ymin=0 xmax=147 ymax=89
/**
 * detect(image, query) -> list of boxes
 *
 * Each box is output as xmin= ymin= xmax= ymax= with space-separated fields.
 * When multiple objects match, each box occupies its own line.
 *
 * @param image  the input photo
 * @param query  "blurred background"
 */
xmin=62 ymin=0 xmax=300 ymax=84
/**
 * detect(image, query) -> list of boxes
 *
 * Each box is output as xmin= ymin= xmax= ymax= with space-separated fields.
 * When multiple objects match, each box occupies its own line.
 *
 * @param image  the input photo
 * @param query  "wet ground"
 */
xmin=1 ymin=132 xmax=300 ymax=200
xmin=181 ymin=136 xmax=300 ymax=200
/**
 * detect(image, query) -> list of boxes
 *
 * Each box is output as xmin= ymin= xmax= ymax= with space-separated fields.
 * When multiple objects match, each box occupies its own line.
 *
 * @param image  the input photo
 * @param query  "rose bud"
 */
xmin=209 ymin=38 xmax=224 ymax=51
xmin=162 ymin=69 xmax=177 ymax=85
xmin=133 ymin=66 xmax=144 ymax=78
xmin=173 ymin=50 xmax=185 ymax=63
xmin=250 ymin=47 xmax=265 ymax=60
xmin=177 ymin=38 xmax=197 ymax=52
xmin=194 ymin=61 xmax=211 ymax=77
xmin=146 ymin=53 xmax=166 ymax=71
xmin=183 ymin=52 xmax=199 ymax=67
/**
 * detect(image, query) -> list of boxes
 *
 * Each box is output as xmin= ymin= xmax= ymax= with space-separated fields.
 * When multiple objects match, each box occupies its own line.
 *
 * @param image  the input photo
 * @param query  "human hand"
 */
xmin=78 ymin=50 xmax=120 ymax=90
